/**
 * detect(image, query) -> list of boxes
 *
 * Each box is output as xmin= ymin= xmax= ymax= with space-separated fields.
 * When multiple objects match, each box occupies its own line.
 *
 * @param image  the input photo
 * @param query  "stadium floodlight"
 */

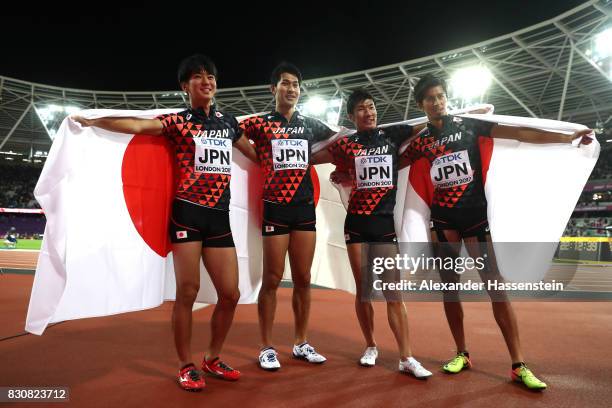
xmin=594 ymin=28 xmax=612 ymax=59
xmin=449 ymin=65 xmax=493 ymax=101
xmin=327 ymin=98 xmax=343 ymax=108
xmin=303 ymin=96 xmax=327 ymax=116
xmin=299 ymin=96 xmax=343 ymax=125
xmin=590 ymin=27 xmax=612 ymax=80
xmin=35 ymin=104 xmax=82 ymax=140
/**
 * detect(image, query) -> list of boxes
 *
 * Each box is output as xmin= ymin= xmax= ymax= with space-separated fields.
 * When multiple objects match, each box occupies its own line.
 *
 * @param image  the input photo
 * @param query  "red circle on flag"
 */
xmin=121 ymin=134 xmax=175 ymax=257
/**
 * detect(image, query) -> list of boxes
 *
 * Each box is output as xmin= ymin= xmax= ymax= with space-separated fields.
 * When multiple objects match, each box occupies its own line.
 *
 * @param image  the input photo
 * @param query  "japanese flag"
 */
xmin=25 ymin=109 xmax=268 ymax=334
xmin=25 ymin=109 xmax=348 ymax=335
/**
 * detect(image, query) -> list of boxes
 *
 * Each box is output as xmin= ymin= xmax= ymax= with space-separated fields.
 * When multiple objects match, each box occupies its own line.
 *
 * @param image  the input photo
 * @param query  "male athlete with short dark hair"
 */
xmin=241 ymin=62 xmax=337 ymax=370
xmin=400 ymin=73 xmax=591 ymax=389
xmin=73 ymin=54 xmax=258 ymax=391
xmin=312 ymin=89 xmax=433 ymax=378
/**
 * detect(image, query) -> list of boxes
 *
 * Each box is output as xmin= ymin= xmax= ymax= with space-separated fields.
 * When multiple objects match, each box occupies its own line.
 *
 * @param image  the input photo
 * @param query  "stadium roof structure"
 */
xmin=0 ymin=0 xmax=611 ymax=159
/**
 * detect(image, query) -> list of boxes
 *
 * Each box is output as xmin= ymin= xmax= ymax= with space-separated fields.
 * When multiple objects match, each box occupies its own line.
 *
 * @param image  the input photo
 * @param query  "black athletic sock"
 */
xmin=459 ymin=351 xmax=470 ymax=358
xmin=512 ymin=362 xmax=525 ymax=370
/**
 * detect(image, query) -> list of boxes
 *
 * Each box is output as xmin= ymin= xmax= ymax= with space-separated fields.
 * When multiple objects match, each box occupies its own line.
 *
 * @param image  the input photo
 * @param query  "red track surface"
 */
xmin=0 ymin=250 xmax=38 ymax=270
xmin=1 ymin=274 xmax=611 ymax=407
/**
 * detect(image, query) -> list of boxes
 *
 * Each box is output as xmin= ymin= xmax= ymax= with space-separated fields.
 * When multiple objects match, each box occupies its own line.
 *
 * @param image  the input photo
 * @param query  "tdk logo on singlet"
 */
xmin=433 ymin=151 xmax=464 ymax=167
xmin=274 ymin=139 xmax=305 ymax=147
xmin=359 ymin=156 xmax=389 ymax=165
xmin=272 ymin=127 xmax=305 ymax=134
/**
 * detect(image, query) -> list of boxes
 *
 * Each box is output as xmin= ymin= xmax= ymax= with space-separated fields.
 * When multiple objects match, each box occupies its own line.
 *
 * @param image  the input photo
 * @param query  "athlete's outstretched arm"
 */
xmin=234 ymin=135 xmax=259 ymax=163
xmin=71 ymin=115 xmax=164 ymax=136
xmin=311 ymin=149 xmax=333 ymax=164
xmin=491 ymin=125 xmax=593 ymax=145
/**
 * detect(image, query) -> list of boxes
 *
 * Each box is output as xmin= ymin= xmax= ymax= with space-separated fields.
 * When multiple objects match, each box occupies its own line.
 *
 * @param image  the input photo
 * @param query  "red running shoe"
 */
xmin=177 ymin=364 xmax=205 ymax=391
xmin=202 ymin=357 xmax=241 ymax=381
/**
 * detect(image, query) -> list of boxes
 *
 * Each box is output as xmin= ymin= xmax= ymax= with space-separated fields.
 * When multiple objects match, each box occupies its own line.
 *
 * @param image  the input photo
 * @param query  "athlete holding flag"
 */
xmin=399 ymin=74 xmax=592 ymax=389
xmin=312 ymin=89 xmax=433 ymax=378
xmin=72 ymin=54 xmax=258 ymax=391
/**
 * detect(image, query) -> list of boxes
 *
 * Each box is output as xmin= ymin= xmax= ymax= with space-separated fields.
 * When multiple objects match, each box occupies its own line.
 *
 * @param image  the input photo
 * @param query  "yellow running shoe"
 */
xmin=511 ymin=364 xmax=547 ymax=390
xmin=442 ymin=352 xmax=472 ymax=373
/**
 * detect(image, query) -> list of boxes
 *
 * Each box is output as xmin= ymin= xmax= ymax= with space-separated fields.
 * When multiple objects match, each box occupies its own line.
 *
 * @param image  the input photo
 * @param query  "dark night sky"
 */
xmin=2 ymin=1 xmax=586 ymax=92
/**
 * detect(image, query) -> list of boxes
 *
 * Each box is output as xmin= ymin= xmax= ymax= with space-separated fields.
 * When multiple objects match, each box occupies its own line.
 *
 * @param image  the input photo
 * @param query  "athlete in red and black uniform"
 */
xmin=241 ymin=110 xmax=334 ymax=210
xmin=73 ymin=55 xmax=258 ymax=391
xmin=240 ymin=63 xmax=336 ymax=370
xmin=401 ymin=113 xmax=496 ymax=237
xmin=313 ymin=89 xmax=432 ymax=378
xmin=328 ymin=121 xmax=412 ymax=242
xmin=399 ymin=74 xmax=592 ymax=389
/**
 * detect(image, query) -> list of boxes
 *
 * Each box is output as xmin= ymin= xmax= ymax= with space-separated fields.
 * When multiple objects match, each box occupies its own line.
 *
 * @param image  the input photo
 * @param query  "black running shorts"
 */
xmin=169 ymin=199 xmax=235 ymax=247
xmin=262 ymin=201 xmax=316 ymax=236
xmin=430 ymin=206 xmax=490 ymax=240
xmin=344 ymin=214 xmax=397 ymax=244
